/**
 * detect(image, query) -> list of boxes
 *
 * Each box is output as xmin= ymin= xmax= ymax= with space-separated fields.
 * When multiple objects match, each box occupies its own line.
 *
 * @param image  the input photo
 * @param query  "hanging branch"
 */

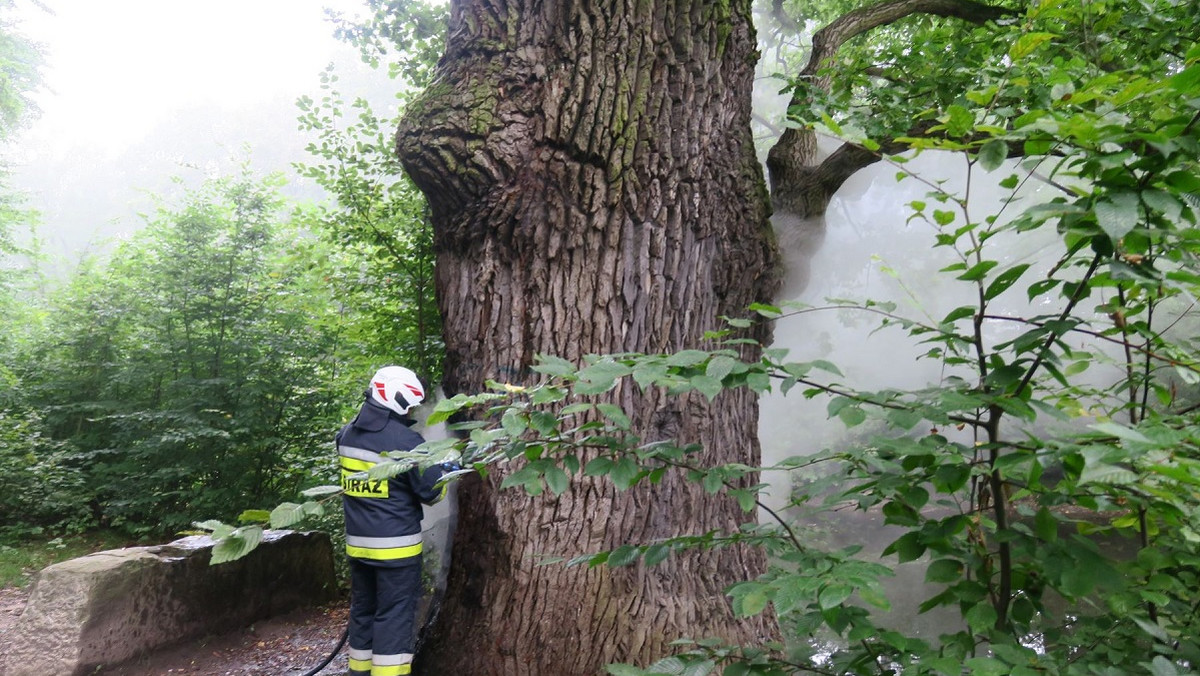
xmin=765 ymin=0 xmax=1015 ymax=218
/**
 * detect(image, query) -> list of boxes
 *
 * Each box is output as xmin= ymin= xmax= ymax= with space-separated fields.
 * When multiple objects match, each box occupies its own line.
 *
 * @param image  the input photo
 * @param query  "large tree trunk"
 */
xmin=396 ymin=1 xmax=779 ymax=674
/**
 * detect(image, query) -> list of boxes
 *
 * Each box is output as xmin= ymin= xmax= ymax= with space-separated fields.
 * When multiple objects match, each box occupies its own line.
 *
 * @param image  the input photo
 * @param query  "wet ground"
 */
xmin=0 ymin=585 xmax=351 ymax=676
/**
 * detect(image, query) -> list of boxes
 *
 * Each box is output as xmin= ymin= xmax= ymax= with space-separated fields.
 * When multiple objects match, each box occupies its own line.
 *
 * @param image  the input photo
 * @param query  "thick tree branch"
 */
xmin=766 ymin=0 xmax=1014 ymax=218
xmin=805 ymin=0 xmax=1011 ymax=83
xmin=769 ymin=0 xmax=803 ymax=35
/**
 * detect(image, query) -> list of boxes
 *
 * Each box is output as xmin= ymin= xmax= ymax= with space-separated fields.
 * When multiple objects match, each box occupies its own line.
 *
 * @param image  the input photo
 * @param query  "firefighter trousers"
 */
xmin=348 ymin=557 xmax=422 ymax=676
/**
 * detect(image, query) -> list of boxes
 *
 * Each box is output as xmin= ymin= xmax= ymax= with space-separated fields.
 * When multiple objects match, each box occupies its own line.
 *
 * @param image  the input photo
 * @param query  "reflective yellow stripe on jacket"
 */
xmin=341 ymin=455 xmax=390 ymax=498
xmin=345 ymin=533 xmax=423 ymax=561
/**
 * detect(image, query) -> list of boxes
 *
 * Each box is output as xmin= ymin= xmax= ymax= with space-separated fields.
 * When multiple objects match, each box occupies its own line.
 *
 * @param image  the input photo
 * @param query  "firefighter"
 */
xmin=338 ymin=365 xmax=450 ymax=676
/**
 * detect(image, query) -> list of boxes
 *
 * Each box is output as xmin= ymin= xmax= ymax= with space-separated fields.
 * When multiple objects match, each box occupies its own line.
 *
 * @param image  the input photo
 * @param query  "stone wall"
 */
xmin=0 ymin=530 xmax=336 ymax=676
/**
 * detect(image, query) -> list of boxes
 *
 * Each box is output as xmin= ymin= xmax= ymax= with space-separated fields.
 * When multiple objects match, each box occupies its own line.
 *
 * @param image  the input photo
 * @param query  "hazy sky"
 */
xmin=6 ymin=0 xmax=382 ymax=258
xmin=16 ymin=0 xmax=367 ymax=157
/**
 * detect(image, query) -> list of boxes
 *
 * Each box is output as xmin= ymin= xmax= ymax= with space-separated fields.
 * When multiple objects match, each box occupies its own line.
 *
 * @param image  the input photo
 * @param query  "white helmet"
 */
xmin=368 ymin=366 xmax=426 ymax=415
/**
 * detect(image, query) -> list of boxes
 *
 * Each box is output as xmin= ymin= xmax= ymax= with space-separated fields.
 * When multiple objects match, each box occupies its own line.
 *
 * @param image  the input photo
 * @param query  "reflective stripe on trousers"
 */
xmin=348 ymin=646 xmax=372 ymax=675
xmin=372 ymin=652 xmax=414 ymax=676
xmin=347 ymin=648 xmax=413 ymax=676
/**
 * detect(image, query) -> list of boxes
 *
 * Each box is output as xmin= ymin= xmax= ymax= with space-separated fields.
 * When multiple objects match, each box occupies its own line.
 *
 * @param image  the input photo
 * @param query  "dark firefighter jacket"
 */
xmin=337 ymin=398 xmax=446 ymax=567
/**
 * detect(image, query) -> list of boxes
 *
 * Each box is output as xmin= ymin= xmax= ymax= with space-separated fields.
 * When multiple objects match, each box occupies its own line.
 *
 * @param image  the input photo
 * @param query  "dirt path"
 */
xmin=1 ymin=586 xmax=351 ymax=676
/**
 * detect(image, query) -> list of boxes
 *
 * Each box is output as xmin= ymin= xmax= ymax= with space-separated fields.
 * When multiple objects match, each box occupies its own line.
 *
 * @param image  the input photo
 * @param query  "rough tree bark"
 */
xmin=396 ymin=2 xmax=778 ymax=674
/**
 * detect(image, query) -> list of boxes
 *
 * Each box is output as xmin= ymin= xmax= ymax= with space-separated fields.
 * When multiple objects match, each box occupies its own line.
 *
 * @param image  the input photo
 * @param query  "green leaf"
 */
xmin=745 ymin=371 xmax=771 ymax=392
xmin=690 ymin=375 xmax=723 ymax=400
xmin=1133 ymin=617 xmax=1170 ymax=643
xmin=886 ymin=408 xmax=922 ymax=430
xmin=237 ymin=509 xmax=271 ymax=523
xmin=837 ymin=405 xmax=867 ymax=428
xmin=610 ymin=457 xmax=641 ymax=490
xmin=958 ymin=260 xmax=999 ymax=281
xmin=1027 ymin=278 xmax=1061 ymax=300
xmin=1169 ymin=63 xmax=1200 ymax=93
xmin=192 ymin=520 xmax=223 ymax=532
xmin=1090 ymin=421 xmax=1150 ymax=443
xmin=631 ymin=362 xmax=669 ymax=389
xmin=681 ymin=660 xmax=715 ymax=676
xmin=942 ymin=305 xmax=976 ymax=323
xmin=702 ymin=470 xmax=724 ymax=494
xmin=977 ymin=139 xmax=1008 ymax=172
xmin=561 ymin=455 xmax=580 ymax=476
xmin=1009 ymin=32 xmax=1056 ymax=60
xmin=584 ymin=457 xmax=614 ymax=476
xmin=210 ymin=526 xmax=263 ymax=565
xmin=1034 ymin=507 xmax=1058 ymax=542
xmin=1146 ymin=656 xmax=1181 ymax=676
xmin=925 ymin=558 xmax=963 ymax=583
xmin=944 ymin=105 xmax=974 ymax=137
xmin=857 ymin=586 xmax=891 ymax=610
xmin=269 ymin=502 xmax=305 ymax=529
xmin=643 ymin=543 xmax=670 ymax=566
xmin=530 ymin=386 xmax=567 ymax=405
xmin=771 ymin=575 xmax=812 ymax=616
xmin=529 ymin=410 xmax=559 ymax=436
xmin=739 ymin=586 xmax=770 ymax=616
xmin=607 ymin=545 xmax=641 ymax=567
xmin=300 ymin=485 xmax=342 ymax=498
xmin=705 ymin=355 xmax=739 ymax=382
xmin=1060 ymin=562 xmax=1099 ymax=597
xmin=1079 ymin=463 xmax=1138 ymax=485
xmin=647 ymin=657 xmax=687 ymax=675
xmin=811 ymin=359 xmax=843 ymax=376
xmin=425 ymin=395 xmax=472 ymax=426
xmin=1023 ymin=137 xmax=1054 ymax=155
xmin=749 ymin=302 xmax=782 ymax=318
xmin=533 ymin=354 xmax=577 ymax=377
xmin=665 ymin=350 xmax=709 ymax=367
xmin=884 ymin=532 xmax=926 ymax=564
xmin=818 ymin=584 xmax=853 ymax=610
xmin=500 ymin=466 xmax=541 ymax=492
xmin=964 ymin=602 xmax=998 ymax=634
xmin=578 ymin=360 xmax=631 ymax=392
xmin=1094 ymin=192 xmax=1140 ymax=241
xmin=984 ymin=264 xmax=1030 ymax=300
xmin=501 ymin=411 xmax=528 ymax=437
xmin=596 ymin=403 xmax=631 ymax=430
xmin=730 ymin=488 xmax=757 ymax=512
xmin=544 ymin=465 xmax=570 ymax=496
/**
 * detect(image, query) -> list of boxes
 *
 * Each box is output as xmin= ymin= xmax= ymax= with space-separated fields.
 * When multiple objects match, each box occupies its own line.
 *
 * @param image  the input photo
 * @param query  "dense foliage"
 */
xmin=0 ymin=0 xmax=41 ymax=355
xmin=296 ymin=65 xmax=442 ymax=384
xmin=221 ymin=0 xmax=1200 ymax=673
xmin=2 ymin=173 xmax=343 ymax=536
xmin=0 ymin=1 xmax=444 ymax=543
xmin=0 ymin=156 xmax=443 ymax=539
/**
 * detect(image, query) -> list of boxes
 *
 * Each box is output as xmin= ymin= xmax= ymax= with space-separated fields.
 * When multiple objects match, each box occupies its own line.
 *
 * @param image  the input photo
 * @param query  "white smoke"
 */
xmin=759 ymin=150 xmax=1071 ymax=513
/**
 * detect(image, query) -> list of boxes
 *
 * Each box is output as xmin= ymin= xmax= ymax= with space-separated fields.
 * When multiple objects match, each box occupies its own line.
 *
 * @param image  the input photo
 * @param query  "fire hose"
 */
xmin=298 ymin=625 xmax=349 ymax=676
